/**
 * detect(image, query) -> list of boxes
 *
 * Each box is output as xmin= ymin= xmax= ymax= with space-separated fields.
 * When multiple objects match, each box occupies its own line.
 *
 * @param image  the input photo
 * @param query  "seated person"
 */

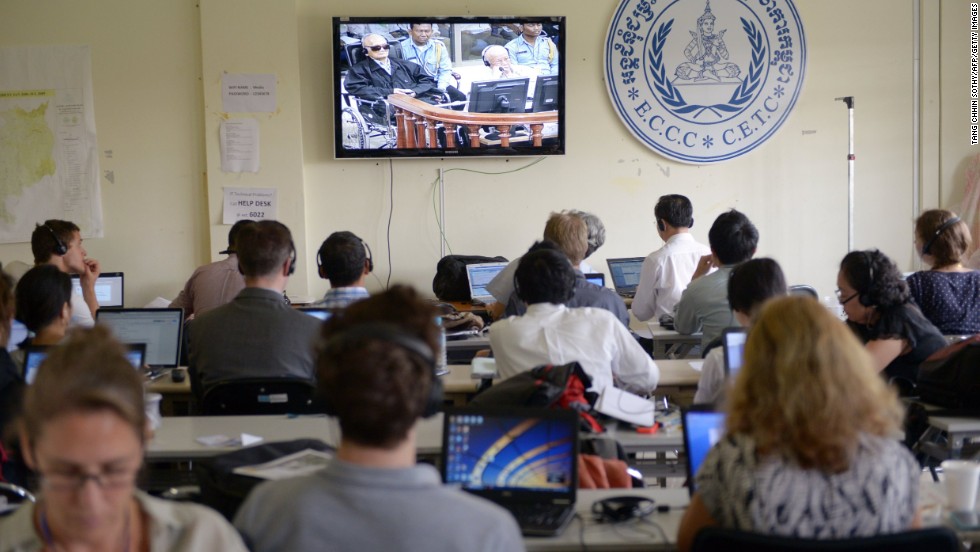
xmin=12 ymin=265 xmax=72 ymax=370
xmin=489 ymin=243 xmax=659 ymax=394
xmin=234 ymin=286 xmax=523 ymax=551
xmin=907 ymin=209 xmax=980 ymax=335
xmin=314 ymin=231 xmax=372 ymax=310
xmin=0 ymin=326 xmax=247 ymax=550
xmin=632 ymin=194 xmax=711 ymax=322
xmin=693 ymin=258 xmax=786 ymax=405
xmin=569 ymin=209 xmax=604 ymax=274
xmin=505 ymin=22 xmax=559 ymax=76
xmin=677 ymin=297 xmax=919 ymax=551
xmin=0 ymin=269 xmax=22 ymax=449
xmin=837 ymin=249 xmax=946 ymax=388
xmin=170 ymin=219 xmax=254 ymax=319
xmin=188 ymin=221 xmax=320 ymax=396
xmin=31 ymin=220 xmax=100 ymax=327
xmin=504 ymin=213 xmax=628 ymax=326
xmin=675 ymin=209 xmax=758 ymax=347
xmin=345 ymin=33 xmax=440 ymax=120
xmin=400 ymin=23 xmax=466 ymax=106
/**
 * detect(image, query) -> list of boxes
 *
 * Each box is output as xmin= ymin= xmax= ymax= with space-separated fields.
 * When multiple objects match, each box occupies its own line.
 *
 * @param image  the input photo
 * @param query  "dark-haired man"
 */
xmin=505 ymin=22 xmax=559 ymax=75
xmin=188 ymin=221 xmax=319 ymax=395
xmin=31 ymin=219 xmax=99 ymax=327
xmin=674 ymin=209 xmax=759 ymax=347
xmin=314 ymin=231 xmax=371 ymax=309
xmin=490 ymin=243 xmax=658 ymax=394
xmin=170 ymin=219 xmax=255 ymax=319
xmin=400 ymin=23 xmax=466 ymax=106
xmin=632 ymin=195 xmax=711 ymax=322
xmin=234 ymin=285 xmax=523 ymax=551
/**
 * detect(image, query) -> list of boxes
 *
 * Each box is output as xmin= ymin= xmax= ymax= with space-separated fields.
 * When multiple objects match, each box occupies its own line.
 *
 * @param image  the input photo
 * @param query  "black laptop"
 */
xmin=442 ymin=406 xmax=579 ymax=536
xmin=23 ymin=343 xmax=146 ymax=384
xmin=605 ymin=257 xmax=644 ymax=298
xmin=681 ymin=405 xmax=727 ymax=495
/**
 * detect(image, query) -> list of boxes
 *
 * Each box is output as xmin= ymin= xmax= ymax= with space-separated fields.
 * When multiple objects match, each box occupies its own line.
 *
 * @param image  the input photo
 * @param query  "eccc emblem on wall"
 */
xmin=605 ymin=0 xmax=806 ymax=164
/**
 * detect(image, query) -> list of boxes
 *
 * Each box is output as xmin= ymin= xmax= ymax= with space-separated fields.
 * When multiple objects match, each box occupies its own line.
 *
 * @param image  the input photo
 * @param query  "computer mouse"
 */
xmin=171 ymin=369 xmax=186 ymax=383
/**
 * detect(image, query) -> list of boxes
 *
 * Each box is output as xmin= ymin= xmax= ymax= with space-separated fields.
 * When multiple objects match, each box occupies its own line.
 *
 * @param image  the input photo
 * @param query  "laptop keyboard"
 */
xmin=507 ymin=503 xmax=574 ymax=536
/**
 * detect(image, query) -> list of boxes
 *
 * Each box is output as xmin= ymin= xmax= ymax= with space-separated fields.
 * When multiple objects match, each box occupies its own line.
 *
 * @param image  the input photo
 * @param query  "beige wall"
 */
xmin=2 ymin=0 xmax=978 ymax=307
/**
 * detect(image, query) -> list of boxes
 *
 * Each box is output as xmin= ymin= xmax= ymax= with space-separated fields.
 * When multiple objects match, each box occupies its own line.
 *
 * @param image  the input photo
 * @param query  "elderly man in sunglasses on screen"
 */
xmin=345 ymin=33 xmax=440 ymax=112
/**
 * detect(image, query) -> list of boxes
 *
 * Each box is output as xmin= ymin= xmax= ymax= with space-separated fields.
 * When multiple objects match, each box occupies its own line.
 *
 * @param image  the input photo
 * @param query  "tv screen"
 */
xmin=333 ymin=17 xmax=565 ymax=159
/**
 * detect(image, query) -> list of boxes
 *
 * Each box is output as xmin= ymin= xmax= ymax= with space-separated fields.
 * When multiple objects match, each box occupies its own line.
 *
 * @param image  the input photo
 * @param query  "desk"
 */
xmin=146 ymin=368 xmax=194 ymax=416
xmin=445 ymin=333 xmax=490 ymax=364
xmin=918 ymin=414 xmax=980 ymax=462
xmin=443 ymin=364 xmax=480 ymax=405
xmin=647 ymin=324 xmax=702 ymax=359
xmin=525 ymin=488 xmax=688 ymax=551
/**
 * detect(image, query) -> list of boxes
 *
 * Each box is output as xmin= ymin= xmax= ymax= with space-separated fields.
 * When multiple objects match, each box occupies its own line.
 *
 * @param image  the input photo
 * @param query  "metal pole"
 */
xmin=439 ymin=167 xmax=446 ymax=258
xmin=837 ymin=96 xmax=855 ymax=251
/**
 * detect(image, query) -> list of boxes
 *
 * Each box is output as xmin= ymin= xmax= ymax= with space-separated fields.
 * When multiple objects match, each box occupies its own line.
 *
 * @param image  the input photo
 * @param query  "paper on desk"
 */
xmin=688 ymin=360 xmax=704 ymax=371
xmin=232 ymin=448 xmax=333 ymax=480
xmin=144 ymin=297 xmax=172 ymax=308
xmin=196 ymin=433 xmax=264 ymax=447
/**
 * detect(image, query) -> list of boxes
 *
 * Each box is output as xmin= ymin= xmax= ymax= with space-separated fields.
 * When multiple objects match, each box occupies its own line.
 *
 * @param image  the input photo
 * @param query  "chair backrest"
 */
xmin=691 ymin=526 xmax=960 ymax=552
xmin=789 ymin=284 xmax=819 ymax=298
xmin=200 ymin=378 xmax=318 ymax=416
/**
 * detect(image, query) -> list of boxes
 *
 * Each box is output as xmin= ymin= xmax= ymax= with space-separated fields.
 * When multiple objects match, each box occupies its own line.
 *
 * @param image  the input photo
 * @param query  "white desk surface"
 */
xmin=458 ymin=359 xmax=701 ymax=388
xmin=927 ymin=415 xmax=980 ymax=434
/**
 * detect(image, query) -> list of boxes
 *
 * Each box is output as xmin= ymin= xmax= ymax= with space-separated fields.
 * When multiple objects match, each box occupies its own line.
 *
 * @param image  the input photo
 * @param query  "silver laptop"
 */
xmin=96 ymin=308 xmax=183 ymax=368
xmin=605 ymin=257 xmax=644 ymax=298
xmin=71 ymin=272 xmax=124 ymax=308
xmin=465 ymin=262 xmax=508 ymax=305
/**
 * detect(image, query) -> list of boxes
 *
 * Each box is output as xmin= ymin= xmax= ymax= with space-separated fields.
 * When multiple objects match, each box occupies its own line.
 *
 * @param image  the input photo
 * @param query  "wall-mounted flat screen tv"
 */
xmin=333 ymin=16 xmax=565 ymax=159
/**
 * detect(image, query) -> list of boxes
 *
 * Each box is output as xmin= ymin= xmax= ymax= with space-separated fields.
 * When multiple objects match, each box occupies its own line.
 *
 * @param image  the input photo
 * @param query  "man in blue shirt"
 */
xmin=400 ymin=23 xmax=462 ymax=102
xmin=505 ymin=22 xmax=559 ymax=76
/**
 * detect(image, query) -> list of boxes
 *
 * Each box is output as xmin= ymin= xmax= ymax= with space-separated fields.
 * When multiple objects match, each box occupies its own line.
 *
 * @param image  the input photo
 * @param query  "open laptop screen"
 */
xmin=297 ymin=307 xmax=332 ymax=321
xmin=442 ymin=407 xmax=578 ymax=497
xmin=96 ymin=308 xmax=183 ymax=367
xmin=584 ymin=273 xmax=605 ymax=287
xmin=722 ymin=328 xmax=747 ymax=377
xmin=71 ymin=272 xmax=124 ymax=308
xmin=605 ymin=258 xmax=643 ymax=293
xmin=22 ymin=346 xmax=50 ymax=384
xmin=682 ymin=406 xmax=727 ymax=494
xmin=465 ymin=263 xmax=508 ymax=302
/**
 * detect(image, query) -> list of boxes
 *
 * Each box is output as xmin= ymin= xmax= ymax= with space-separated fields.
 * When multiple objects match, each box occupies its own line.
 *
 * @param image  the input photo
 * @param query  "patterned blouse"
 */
xmin=907 ymin=270 xmax=980 ymax=335
xmin=695 ymin=432 xmax=918 ymax=538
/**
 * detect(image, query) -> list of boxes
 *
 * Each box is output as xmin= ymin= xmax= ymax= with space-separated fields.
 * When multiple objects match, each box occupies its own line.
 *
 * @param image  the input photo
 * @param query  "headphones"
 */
xmin=858 ymin=250 xmax=878 ymax=307
xmin=317 ymin=233 xmax=373 ymax=275
xmin=481 ymin=45 xmax=494 ymax=67
xmin=40 ymin=224 xmax=68 ymax=256
xmin=592 ymin=496 xmax=656 ymax=523
xmin=921 ymin=216 xmax=961 ymax=256
xmin=287 ymin=241 xmax=297 ymax=276
xmin=320 ymin=322 xmax=443 ymax=418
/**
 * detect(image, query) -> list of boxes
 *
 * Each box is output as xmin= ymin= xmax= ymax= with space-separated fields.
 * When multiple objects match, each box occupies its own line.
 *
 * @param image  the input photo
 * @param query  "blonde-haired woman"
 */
xmin=0 ymin=326 xmax=246 ymax=551
xmin=678 ymin=296 xmax=919 ymax=551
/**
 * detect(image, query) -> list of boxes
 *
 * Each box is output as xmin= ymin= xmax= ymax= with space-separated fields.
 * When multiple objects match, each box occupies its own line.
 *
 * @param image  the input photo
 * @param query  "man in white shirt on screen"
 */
xmin=632 ymin=195 xmax=711 ymax=322
xmin=31 ymin=220 xmax=99 ymax=328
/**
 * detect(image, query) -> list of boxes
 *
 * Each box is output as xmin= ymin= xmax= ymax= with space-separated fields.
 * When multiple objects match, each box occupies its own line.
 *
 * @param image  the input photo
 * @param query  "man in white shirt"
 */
xmin=632 ymin=195 xmax=711 ymax=322
xmin=490 ymin=243 xmax=659 ymax=394
xmin=31 ymin=220 xmax=100 ymax=327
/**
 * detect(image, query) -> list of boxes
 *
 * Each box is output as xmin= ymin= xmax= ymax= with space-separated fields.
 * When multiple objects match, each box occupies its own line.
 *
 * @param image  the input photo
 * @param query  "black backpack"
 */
xmin=432 ymin=255 xmax=507 ymax=301
xmin=916 ymin=334 xmax=980 ymax=409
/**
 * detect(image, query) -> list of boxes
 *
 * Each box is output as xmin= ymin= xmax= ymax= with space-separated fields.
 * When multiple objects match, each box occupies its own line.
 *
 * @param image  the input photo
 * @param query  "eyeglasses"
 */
xmin=39 ymin=467 xmax=138 ymax=493
xmin=834 ymin=288 xmax=859 ymax=305
xmin=367 ymin=44 xmax=391 ymax=52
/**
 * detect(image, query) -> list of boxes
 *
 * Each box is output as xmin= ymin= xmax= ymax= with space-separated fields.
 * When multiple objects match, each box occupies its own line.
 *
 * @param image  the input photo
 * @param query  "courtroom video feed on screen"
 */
xmin=333 ymin=17 xmax=565 ymax=158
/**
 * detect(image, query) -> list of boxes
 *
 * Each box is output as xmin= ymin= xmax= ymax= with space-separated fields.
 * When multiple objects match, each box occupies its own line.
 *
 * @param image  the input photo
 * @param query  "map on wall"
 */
xmin=0 ymin=45 xmax=103 ymax=243
xmin=605 ymin=0 xmax=806 ymax=164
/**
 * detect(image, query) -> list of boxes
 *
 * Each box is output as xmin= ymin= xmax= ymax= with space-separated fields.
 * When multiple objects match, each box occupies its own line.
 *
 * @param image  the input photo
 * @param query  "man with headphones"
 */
xmin=187 ymin=220 xmax=320 ymax=396
xmin=170 ymin=219 xmax=254 ymax=319
xmin=314 ymin=231 xmax=372 ymax=310
xmin=234 ymin=286 xmax=523 ymax=552
xmin=632 ymin=195 xmax=711 ymax=322
xmin=505 ymin=22 xmax=559 ymax=76
xmin=481 ymin=44 xmax=536 ymax=80
xmin=30 ymin=219 xmax=101 ymax=327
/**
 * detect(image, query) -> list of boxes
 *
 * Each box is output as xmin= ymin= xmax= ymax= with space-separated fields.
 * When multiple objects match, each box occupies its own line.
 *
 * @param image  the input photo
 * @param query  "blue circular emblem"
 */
xmin=605 ymin=0 xmax=806 ymax=164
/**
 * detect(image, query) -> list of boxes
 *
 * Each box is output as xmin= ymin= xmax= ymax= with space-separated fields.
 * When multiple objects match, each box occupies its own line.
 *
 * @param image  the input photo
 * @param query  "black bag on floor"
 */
xmin=917 ymin=334 xmax=980 ymax=409
xmin=432 ymin=255 xmax=507 ymax=301
xmin=194 ymin=438 xmax=334 ymax=520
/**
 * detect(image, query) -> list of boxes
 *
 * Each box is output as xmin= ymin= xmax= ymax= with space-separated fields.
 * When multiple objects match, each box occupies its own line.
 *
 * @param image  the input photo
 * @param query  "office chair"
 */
xmin=199 ymin=378 xmax=318 ymax=416
xmin=788 ymin=284 xmax=819 ymax=298
xmin=691 ymin=526 xmax=959 ymax=552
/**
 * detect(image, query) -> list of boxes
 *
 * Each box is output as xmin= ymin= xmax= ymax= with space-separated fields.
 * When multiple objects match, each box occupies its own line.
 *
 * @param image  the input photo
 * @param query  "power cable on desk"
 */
xmin=572 ymin=512 xmax=589 ymax=552
xmin=385 ymin=159 xmax=394 ymax=289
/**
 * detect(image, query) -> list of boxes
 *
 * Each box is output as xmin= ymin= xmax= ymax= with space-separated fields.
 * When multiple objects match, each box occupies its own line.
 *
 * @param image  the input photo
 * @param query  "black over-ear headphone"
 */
xmin=320 ymin=323 xmax=443 ymax=418
xmin=858 ymin=250 xmax=877 ymax=307
xmin=360 ymin=236 xmax=374 ymax=273
xmin=481 ymin=45 xmax=494 ymax=67
xmin=288 ymin=240 xmax=297 ymax=276
xmin=922 ymin=216 xmax=961 ymax=256
xmin=592 ymin=496 xmax=656 ymax=523
xmin=40 ymin=224 xmax=68 ymax=256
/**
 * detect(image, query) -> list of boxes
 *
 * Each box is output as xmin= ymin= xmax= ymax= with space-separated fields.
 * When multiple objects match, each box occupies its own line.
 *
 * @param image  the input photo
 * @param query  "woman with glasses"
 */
xmin=0 ymin=326 xmax=246 ymax=551
xmin=836 ymin=249 xmax=945 ymax=390
xmin=677 ymin=296 xmax=920 ymax=550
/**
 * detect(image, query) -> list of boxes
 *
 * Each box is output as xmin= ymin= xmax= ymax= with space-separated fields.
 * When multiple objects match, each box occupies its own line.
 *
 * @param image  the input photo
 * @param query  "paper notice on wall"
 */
xmin=222 ymin=187 xmax=277 ymax=224
xmin=222 ymin=73 xmax=276 ymax=113
xmin=219 ymin=118 xmax=259 ymax=173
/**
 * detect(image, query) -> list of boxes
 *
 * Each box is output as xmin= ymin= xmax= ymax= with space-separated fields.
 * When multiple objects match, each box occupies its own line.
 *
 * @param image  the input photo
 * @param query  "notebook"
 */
xmin=721 ymin=327 xmax=747 ymax=377
xmin=442 ymin=406 xmax=578 ymax=536
xmin=96 ymin=308 xmax=184 ymax=368
xmin=584 ymin=273 xmax=605 ymax=287
xmin=71 ymin=272 xmax=124 ymax=308
xmin=465 ymin=262 xmax=508 ymax=305
xmin=23 ymin=343 xmax=145 ymax=384
xmin=605 ymin=258 xmax=644 ymax=298
xmin=681 ymin=405 xmax=727 ymax=495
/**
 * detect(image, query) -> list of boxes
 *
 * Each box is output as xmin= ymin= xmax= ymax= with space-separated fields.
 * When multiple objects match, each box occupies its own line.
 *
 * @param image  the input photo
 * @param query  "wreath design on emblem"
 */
xmin=648 ymin=14 xmax=766 ymax=121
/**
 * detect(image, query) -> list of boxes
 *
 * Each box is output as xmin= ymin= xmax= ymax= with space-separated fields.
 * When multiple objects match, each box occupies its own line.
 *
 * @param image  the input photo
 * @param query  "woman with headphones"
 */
xmin=836 ymin=249 xmax=945 ymax=391
xmin=907 ymin=209 xmax=980 ymax=335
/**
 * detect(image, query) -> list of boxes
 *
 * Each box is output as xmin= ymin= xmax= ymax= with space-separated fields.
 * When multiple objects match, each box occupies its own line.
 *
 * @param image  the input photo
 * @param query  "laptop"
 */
xmin=23 ymin=343 xmax=145 ymax=384
xmin=96 ymin=308 xmax=184 ymax=368
xmin=297 ymin=307 xmax=332 ymax=321
xmin=465 ymin=262 xmax=508 ymax=305
xmin=584 ymin=273 xmax=605 ymax=287
xmin=605 ymin=257 xmax=644 ymax=298
xmin=721 ymin=327 xmax=747 ymax=377
xmin=681 ymin=405 xmax=727 ymax=495
xmin=71 ymin=272 xmax=124 ymax=308
xmin=442 ymin=406 xmax=579 ymax=536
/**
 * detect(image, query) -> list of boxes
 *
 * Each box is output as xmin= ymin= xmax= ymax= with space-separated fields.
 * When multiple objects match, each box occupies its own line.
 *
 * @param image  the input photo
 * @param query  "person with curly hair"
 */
xmin=677 ymin=297 xmax=920 ymax=550
xmin=837 ymin=249 xmax=945 ymax=387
